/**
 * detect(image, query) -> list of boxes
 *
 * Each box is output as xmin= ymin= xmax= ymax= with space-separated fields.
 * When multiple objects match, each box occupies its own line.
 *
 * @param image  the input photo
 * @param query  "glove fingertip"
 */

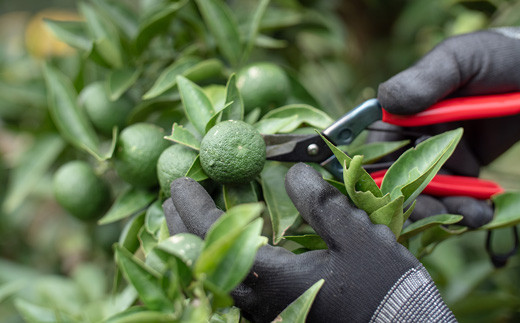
xmin=162 ymin=199 xmax=188 ymax=236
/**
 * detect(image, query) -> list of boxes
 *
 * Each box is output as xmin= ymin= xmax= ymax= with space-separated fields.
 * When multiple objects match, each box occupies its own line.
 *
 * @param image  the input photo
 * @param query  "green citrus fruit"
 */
xmin=157 ymin=144 xmax=198 ymax=197
xmin=53 ymin=160 xmax=110 ymax=221
xmin=200 ymin=120 xmax=266 ymax=184
xmin=114 ymin=123 xmax=170 ymax=188
xmin=236 ymin=62 xmax=290 ymax=114
xmin=80 ymin=81 xmax=133 ymax=135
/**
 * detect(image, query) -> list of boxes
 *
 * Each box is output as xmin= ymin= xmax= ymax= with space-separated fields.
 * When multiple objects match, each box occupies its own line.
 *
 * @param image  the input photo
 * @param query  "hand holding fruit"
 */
xmin=374 ymin=28 xmax=520 ymax=227
xmin=163 ymin=163 xmax=454 ymax=322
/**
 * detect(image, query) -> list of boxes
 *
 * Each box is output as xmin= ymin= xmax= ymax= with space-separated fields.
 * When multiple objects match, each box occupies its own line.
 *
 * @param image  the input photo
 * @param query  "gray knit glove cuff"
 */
xmin=370 ymin=264 xmax=457 ymax=323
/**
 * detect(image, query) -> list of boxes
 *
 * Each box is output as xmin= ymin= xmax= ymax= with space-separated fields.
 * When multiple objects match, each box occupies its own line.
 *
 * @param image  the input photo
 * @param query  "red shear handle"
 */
xmin=382 ymin=92 xmax=520 ymax=127
xmin=370 ymin=170 xmax=504 ymax=200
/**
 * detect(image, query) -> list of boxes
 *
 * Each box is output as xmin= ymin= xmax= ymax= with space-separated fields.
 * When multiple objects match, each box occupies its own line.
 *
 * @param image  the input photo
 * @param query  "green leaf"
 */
xmin=143 ymin=56 xmax=200 ymax=100
xmin=195 ymin=0 xmax=242 ymax=66
xmin=119 ymin=212 xmax=146 ymax=254
xmin=105 ymin=307 xmax=179 ymax=323
xmin=261 ymin=161 xmax=300 ymax=244
xmin=91 ymin=0 xmax=138 ymax=40
xmin=43 ymin=64 xmax=102 ymax=158
xmin=223 ymin=182 xmax=258 ymax=210
xmin=177 ymin=75 xmax=215 ymax=135
xmin=261 ymin=104 xmax=334 ymax=132
xmin=139 ymin=226 xmax=158 ymax=256
xmin=156 ymin=233 xmax=204 ymax=269
xmin=145 ymin=200 xmax=166 ymax=236
xmin=274 ymin=279 xmax=324 ymax=323
xmin=98 ymin=188 xmax=155 ymax=225
xmin=253 ymin=116 xmax=299 ymax=134
xmin=285 ymin=70 xmax=321 ymax=108
xmin=3 ymin=134 xmax=64 ymax=213
xmin=135 ymin=0 xmax=188 ymax=54
xmin=241 ymin=0 xmax=270 ymax=63
xmin=284 ymin=234 xmax=327 ymax=250
xmin=14 ymin=299 xmax=70 ymax=323
xmin=481 ymin=192 xmax=520 ymax=230
xmin=210 ymin=307 xmax=241 ymax=323
xmin=195 ymin=203 xmax=266 ymax=292
xmin=164 ymin=123 xmax=201 ymax=150
xmin=107 ymin=68 xmax=141 ymax=101
xmin=183 ymin=59 xmax=224 ymax=83
xmin=185 ymin=155 xmax=209 ymax=182
xmin=114 ymin=244 xmax=174 ymax=312
xmin=43 ymin=19 xmax=92 ymax=51
xmin=221 ymin=74 xmax=243 ymax=121
xmin=399 ymin=214 xmax=463 ymax=242
xmin=369 ymin=196 xmax=405 ymax=237
xmin=0 ymin=280 xmax=25 ymax=303
xmin=347 ymin=140 xmax=410 ymax=164
xmin=381 ymin=128 xmax=463 ymax=206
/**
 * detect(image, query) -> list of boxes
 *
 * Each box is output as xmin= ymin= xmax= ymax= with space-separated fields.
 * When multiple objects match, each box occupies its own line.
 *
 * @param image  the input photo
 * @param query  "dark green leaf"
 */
xmin=107 ymin=68 xmax=141 ymax=101
xmin=195 ymin=0 xmax=242 ymax=66
xmin=261 ymin=104 xmax=334 ymax=132
xmin=185 ymin=155 xmax=209 ymax=182
xmin=177 ymin=75 xmax=215 ymax=135
xmin=241 ymin=0 xmax=270 ymax=63
xmin=43 ymin=64 xmax=102 ymax=158
xmin=164 ymin=122 xmax=201 ymax=150
xmin=221 ymin=74 xmax=243 ymax=121
xmin=3 ymin=134 xmax=64 ymax=213
xmin=399 ymin=214 xmax=463 ymax=242
xmin=99 ymin=188 xmax=155 ymax=225
xmin=261 ymin=161 xmax=299 ymax=244
xmin=284 ymin=234 xmax=327 ymax=250
xmin=119 ymin=212 xmax=146 ymax=254
xmin=285 ymin=70 xmax=321 ymax=107
xmin=223 ymin=181 xmax=258 ymax=210
xmin=274 ymin=279 xmax=324 ymax=323
xmin=43 ymin=19 xmax=92 ymax=51
xmin=143 ymin=56 xmax=201 ymax=100
xmin=481 ymin=192 xmax=520 ymax=230
xmin=348 ymin=140 xmax=410 ymax=164
xmin=92 ymin=0 xmax=139 ymax=40
xmin=254 ymin=34 xmax=287 ymax=49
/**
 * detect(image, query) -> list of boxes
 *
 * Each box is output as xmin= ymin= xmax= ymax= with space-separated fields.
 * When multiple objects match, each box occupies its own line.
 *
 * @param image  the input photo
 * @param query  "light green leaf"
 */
xmin=145 ymin=200 xmax=165 ymax=235
xmin=399 ymin=214 xmax=463 ymax=242
xmin=195 ymin=0 xmax=242 ymax=66
xmin=177 ymin=75 xmax=215 ymax=135
xmin=369 ymin=196 xmax=405 ymax=237
xmin=98 ymin=188 xmax=155 ymax=225
xmin=107 ymin=68 xmax=141 ymax=101
xmin=253 ymin=116 xmax=299 ymax=134
xmin=261 ymin=104 xmax=334 ymax=132
xmin=284 ymin=234 xmax=327 ymax=251
xmin=223 ymin=181 xmax=258 ymax=210
xmin=0 ymin=280 xmax=25 ymax=303
xmin=261 ymin=161 xmax=299 ymax=244
xmin=185 ymin=155 xmax=209 ymax=182
xmin=91 ymin=0 xmax=138 ymax=39
xmin=348 ymin=140 xmax=410 ymax=164
xmin=222 ymin=74 xmax=243 ymax=121
xmin=43 ymin=19 xmax=92 ymax=51
xmin=241 ymin=0 xmax=270 ymax=63
xmin=119 ymin=212 xmax=146 ymax=254
xmin=156 ymin=233 xmax=204 ymax=269
xmin=114 ymin=244 xmax=173 ymax=312
xmin=105 ymin=308 xmax=179 ymax=323
xmin=14 ymin=299 xmax=70 ymax=323
xmin=139 ymin=226 xmax=157 ymax=256
xmin=72 ymin=264 xmax=106 ymax=303
xmin=210 ymin=307 xmax=241 ymax=323
xmin=3 ymin=134 xmax=64 ymax=213
xmin=143 ymin=56 xmax=200 ymax=99
xmin=255 ymin=34 xmax=287 ymax=49
xmin=481 ymin=192 xmax=520 ymax=230
xmin=275 ymin=279 xmax=324 ymax=323
xmin=381 ymin=128 xmax=463 ymax=206
xmin=135 ymin=0 xmax=188 ymax=54
xmin=43 ymin=64 xmax=101 ymax=158
xmin=164 ymin=123 xmax=201 ymax=150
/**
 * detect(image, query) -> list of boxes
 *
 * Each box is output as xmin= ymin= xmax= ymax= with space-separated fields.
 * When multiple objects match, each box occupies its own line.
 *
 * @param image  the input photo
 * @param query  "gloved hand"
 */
xmin=163 ymin=163 xmax=455 ymax=323
xmin=375 ymin=28 xmax=520 ymax=227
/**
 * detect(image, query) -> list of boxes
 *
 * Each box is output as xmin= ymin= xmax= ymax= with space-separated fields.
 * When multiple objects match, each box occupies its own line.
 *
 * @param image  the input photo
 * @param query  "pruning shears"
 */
xmin=263 ymin=92 xmax=520 ymax=267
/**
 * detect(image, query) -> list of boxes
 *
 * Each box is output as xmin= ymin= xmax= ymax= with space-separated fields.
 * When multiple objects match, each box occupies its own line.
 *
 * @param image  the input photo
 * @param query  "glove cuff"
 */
xmin=370 ymin=264 xmax=456 ymax=323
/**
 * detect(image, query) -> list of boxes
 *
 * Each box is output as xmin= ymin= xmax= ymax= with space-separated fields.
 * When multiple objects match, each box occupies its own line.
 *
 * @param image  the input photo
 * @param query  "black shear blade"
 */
xmin=263 ymin=134 xmax=332 ymax=163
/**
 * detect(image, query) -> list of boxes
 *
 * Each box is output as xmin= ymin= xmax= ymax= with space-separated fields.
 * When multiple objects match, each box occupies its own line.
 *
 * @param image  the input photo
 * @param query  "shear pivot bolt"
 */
xmin=307 ymin=144 xmax=319 ymax=156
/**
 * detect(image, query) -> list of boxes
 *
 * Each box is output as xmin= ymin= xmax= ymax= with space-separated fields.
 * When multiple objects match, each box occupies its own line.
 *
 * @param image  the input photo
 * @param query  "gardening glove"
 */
xmin=163 ymin=163 xmax=456 ymax=323
xmin=375 ymin=28 xmax=520 ymax=227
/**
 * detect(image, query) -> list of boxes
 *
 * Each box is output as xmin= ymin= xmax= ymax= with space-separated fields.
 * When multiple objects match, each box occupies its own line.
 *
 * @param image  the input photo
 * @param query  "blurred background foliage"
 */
xmin=1 ymin=0 xmax=520 ymax=322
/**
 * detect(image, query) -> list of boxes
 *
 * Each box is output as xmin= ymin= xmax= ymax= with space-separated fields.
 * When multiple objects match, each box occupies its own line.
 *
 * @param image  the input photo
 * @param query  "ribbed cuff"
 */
xmin=370 ymin=265 xmax=456 ymax=323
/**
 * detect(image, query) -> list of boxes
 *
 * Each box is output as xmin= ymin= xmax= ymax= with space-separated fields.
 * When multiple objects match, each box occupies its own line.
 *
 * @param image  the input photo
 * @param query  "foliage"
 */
xmin=2 ymin=0 xmax=520 ymax=322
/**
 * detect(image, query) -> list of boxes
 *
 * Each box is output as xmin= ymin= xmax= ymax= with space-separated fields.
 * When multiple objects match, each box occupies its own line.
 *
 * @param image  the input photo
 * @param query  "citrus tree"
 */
xmin=2 ymin=0 xmax=520 ymax=322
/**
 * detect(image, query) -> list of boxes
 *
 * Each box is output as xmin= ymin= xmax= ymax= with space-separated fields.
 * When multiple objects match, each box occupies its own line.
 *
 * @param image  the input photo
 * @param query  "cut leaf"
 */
xmin=98 ymin=188 xmax=155 ymax=225
xmin=262 ymin=104 xmax=334 ymax=132
xmin=399 ymin=214 xmax=463 ymax=242
xmin=481 ymin=192 xmax=520 ymax=230
xmin=195 ymin=0 xmax=242 ymax=66
xmin=261 ymin=161 xmax=300 ymax=244
xmin=164 ymin=122 xmax=201 ymax=150
xmin=177 ymin=75 xmax=215 ymax=135
xmin=274 ymin=279 xmax=324 ymax=323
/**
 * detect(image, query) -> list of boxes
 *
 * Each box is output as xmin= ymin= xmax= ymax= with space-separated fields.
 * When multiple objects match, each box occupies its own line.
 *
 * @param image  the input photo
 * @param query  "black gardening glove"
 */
xmin=375 ymin=28 xmax=520 ymax=228
xmin=163 ymin=163 xmax=455 ymax=322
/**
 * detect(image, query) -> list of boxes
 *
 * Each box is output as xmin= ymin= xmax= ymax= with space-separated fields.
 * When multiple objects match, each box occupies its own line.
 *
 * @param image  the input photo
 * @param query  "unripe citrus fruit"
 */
xmin=200 ymin=120 xmax=266 ymax=184
xmin=79 ymin=81 xmax=133 ymax=135
xmin=236 ymin=62 xmax=290 ymax=114
xmin=157 ymin=144 xmax=198 ymax=197
xmin=114 ymin=123 xmax=170 ymax=188
xmin=53 ymin=161 xmax=110 ymax=221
